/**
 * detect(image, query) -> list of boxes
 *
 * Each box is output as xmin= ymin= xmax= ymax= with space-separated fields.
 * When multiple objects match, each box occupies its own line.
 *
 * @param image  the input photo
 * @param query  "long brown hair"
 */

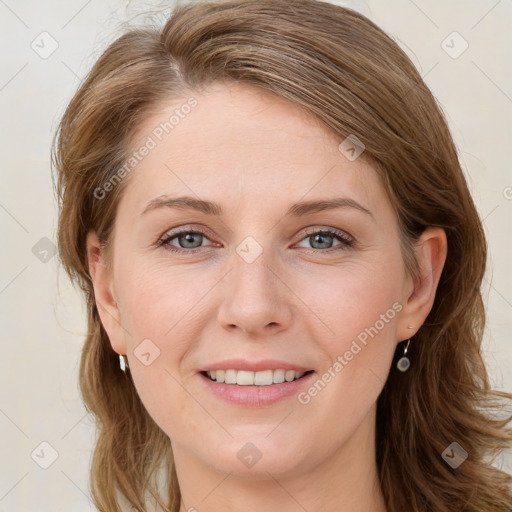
xmin=52 ymin=1 xmax=512 ymax=510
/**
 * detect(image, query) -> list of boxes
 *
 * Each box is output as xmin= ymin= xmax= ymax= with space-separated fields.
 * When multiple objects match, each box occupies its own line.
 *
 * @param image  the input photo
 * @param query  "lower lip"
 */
xmin=199 ymin=371 xmax=315 ymax=407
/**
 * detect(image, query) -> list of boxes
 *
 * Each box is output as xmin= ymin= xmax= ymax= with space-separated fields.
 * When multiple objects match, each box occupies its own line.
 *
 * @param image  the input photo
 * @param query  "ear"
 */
xmin=396 ymin=227 xmax=447 ymax=342
xmin=86 ymin=231 xmax=127 ymax=355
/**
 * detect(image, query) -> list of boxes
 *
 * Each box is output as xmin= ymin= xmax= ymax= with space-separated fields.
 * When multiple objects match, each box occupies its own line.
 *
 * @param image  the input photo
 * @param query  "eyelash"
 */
xmin=156 ymin=226 xmax=354 ymax=254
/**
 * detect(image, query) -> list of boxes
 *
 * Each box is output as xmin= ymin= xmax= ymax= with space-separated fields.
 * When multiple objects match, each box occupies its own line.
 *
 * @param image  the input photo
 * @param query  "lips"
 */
xmin=199 ymin=358 xmax=311 ymax=373
xmin=199 ymin=368 xmax=316 ymax=407
xmin=197 ymin=358 xmax=315 ymax=405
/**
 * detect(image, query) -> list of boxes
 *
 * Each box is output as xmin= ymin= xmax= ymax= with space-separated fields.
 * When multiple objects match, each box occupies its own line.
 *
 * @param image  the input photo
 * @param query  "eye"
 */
xmin=157 ymin=228 xmax=215 ymax=253
xmin=296 ymin=228 xmax=354 ymax=252
xmin=157 ymin=226 xmax=354 ymax=254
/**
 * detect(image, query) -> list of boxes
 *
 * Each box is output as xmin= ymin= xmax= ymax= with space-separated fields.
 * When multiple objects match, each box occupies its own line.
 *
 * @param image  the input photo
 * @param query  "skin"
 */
xmin=87 ymin=82 xmax=447 ymax=512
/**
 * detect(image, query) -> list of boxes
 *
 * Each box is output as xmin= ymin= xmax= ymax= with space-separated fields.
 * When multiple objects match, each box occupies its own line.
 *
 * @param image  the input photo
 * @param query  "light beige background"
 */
xmin=0 ymin=0 xmax=511 ymax=510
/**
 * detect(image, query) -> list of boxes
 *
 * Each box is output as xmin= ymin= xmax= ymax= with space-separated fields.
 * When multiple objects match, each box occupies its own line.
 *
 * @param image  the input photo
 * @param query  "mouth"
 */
xmin=201 ymin=369 xmax=315 ymax=386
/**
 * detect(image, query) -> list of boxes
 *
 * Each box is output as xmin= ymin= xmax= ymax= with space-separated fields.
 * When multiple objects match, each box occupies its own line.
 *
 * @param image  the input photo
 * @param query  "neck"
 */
xmin=174 ymin=408 xmax=387 ymax=512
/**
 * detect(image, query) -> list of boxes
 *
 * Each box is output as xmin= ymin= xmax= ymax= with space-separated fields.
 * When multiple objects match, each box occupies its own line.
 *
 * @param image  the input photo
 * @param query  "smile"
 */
xmin=203 ymin=369 xmax=313 ymax=386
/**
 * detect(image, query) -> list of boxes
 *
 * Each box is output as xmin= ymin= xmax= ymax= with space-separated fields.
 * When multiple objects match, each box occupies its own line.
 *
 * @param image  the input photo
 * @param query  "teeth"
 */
xmin=285 ymin=370 xmax=296 ymax=382
xmin=273 ymin=369 xmax=285 ymax=384
xmin=225 ymin=369 xmax=237 ymax=384
xmin=254 ymin=369 xmax=273 ymax=385
xmin=237 ymin=370 xmax=254 ymax=385
xmin=205 ymin=369 xmax=308 ymax=385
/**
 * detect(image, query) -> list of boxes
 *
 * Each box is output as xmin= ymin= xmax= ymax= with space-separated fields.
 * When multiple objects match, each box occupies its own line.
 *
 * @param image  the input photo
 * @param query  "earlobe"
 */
xmin=86 ymin=231 xmax=126 ymax=355
xmin=397 ymin=227 xmax=447 ymax=342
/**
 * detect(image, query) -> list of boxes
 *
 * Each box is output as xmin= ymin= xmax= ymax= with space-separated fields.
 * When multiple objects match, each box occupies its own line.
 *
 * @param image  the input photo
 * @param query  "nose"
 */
xmin=216 ymin=247 xmax=293 ymax=338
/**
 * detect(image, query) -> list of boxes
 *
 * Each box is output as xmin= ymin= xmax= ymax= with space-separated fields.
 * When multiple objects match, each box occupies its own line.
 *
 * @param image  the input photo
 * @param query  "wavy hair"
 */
xmin=52 ymin=0 xmax=512 ymax=510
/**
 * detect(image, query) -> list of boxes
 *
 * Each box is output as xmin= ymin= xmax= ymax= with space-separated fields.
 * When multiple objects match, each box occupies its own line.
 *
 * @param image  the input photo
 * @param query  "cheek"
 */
xmin=115 ymin=256 xmax=211 ymax=340
xmin=292 ymin=258 xmax=403 ymax=415
xmin=112 ymin=259 xmax=219 ymax=429
xmin=114 ymin=264 xmax=202 ymax=436
xmin=298 ymin=257 xmax=403 ymax=344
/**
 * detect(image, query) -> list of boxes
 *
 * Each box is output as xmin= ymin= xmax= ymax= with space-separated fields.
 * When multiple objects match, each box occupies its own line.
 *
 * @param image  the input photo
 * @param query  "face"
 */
xmin=90 ymin=81 xmax=438 ymax=479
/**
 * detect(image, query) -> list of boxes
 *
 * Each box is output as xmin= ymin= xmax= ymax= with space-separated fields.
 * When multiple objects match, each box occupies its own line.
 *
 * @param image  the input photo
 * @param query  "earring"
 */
xmin=119 ymin=354 xmax=129 ymax=372
xmin=397 ymin=339 xmax=411 ymax=372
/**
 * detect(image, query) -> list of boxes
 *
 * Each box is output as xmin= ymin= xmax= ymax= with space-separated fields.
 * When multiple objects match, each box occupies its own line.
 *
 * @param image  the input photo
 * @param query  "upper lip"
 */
xmin=199 ymin=359 xmax=312 ymax=372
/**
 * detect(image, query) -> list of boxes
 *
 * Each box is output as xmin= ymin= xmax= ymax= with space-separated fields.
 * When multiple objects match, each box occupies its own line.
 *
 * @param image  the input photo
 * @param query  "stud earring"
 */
xmin=119 ymin=354 xmax=129 ymax=372
xmin=397 ymin=339 xmax=411 ymax=372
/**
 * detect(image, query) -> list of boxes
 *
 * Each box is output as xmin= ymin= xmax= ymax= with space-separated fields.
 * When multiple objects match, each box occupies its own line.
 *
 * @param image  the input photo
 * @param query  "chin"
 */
xmin=198 ymin=434 xmax=311 ymax=478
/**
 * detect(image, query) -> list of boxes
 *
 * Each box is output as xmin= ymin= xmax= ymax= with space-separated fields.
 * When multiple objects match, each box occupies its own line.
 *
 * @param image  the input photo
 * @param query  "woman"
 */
xmin=52 ymin=0 xmax=512 ymax=510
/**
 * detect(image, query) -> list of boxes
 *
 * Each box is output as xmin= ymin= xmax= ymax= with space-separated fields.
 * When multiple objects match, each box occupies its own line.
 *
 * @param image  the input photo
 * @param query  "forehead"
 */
xmin=120 ymin=82 xmax=386 ymax=218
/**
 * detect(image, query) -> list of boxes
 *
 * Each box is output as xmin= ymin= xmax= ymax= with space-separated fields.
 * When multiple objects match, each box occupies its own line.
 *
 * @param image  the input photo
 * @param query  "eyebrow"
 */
xmin=140 ymin=195 xmax=374 ymax=219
